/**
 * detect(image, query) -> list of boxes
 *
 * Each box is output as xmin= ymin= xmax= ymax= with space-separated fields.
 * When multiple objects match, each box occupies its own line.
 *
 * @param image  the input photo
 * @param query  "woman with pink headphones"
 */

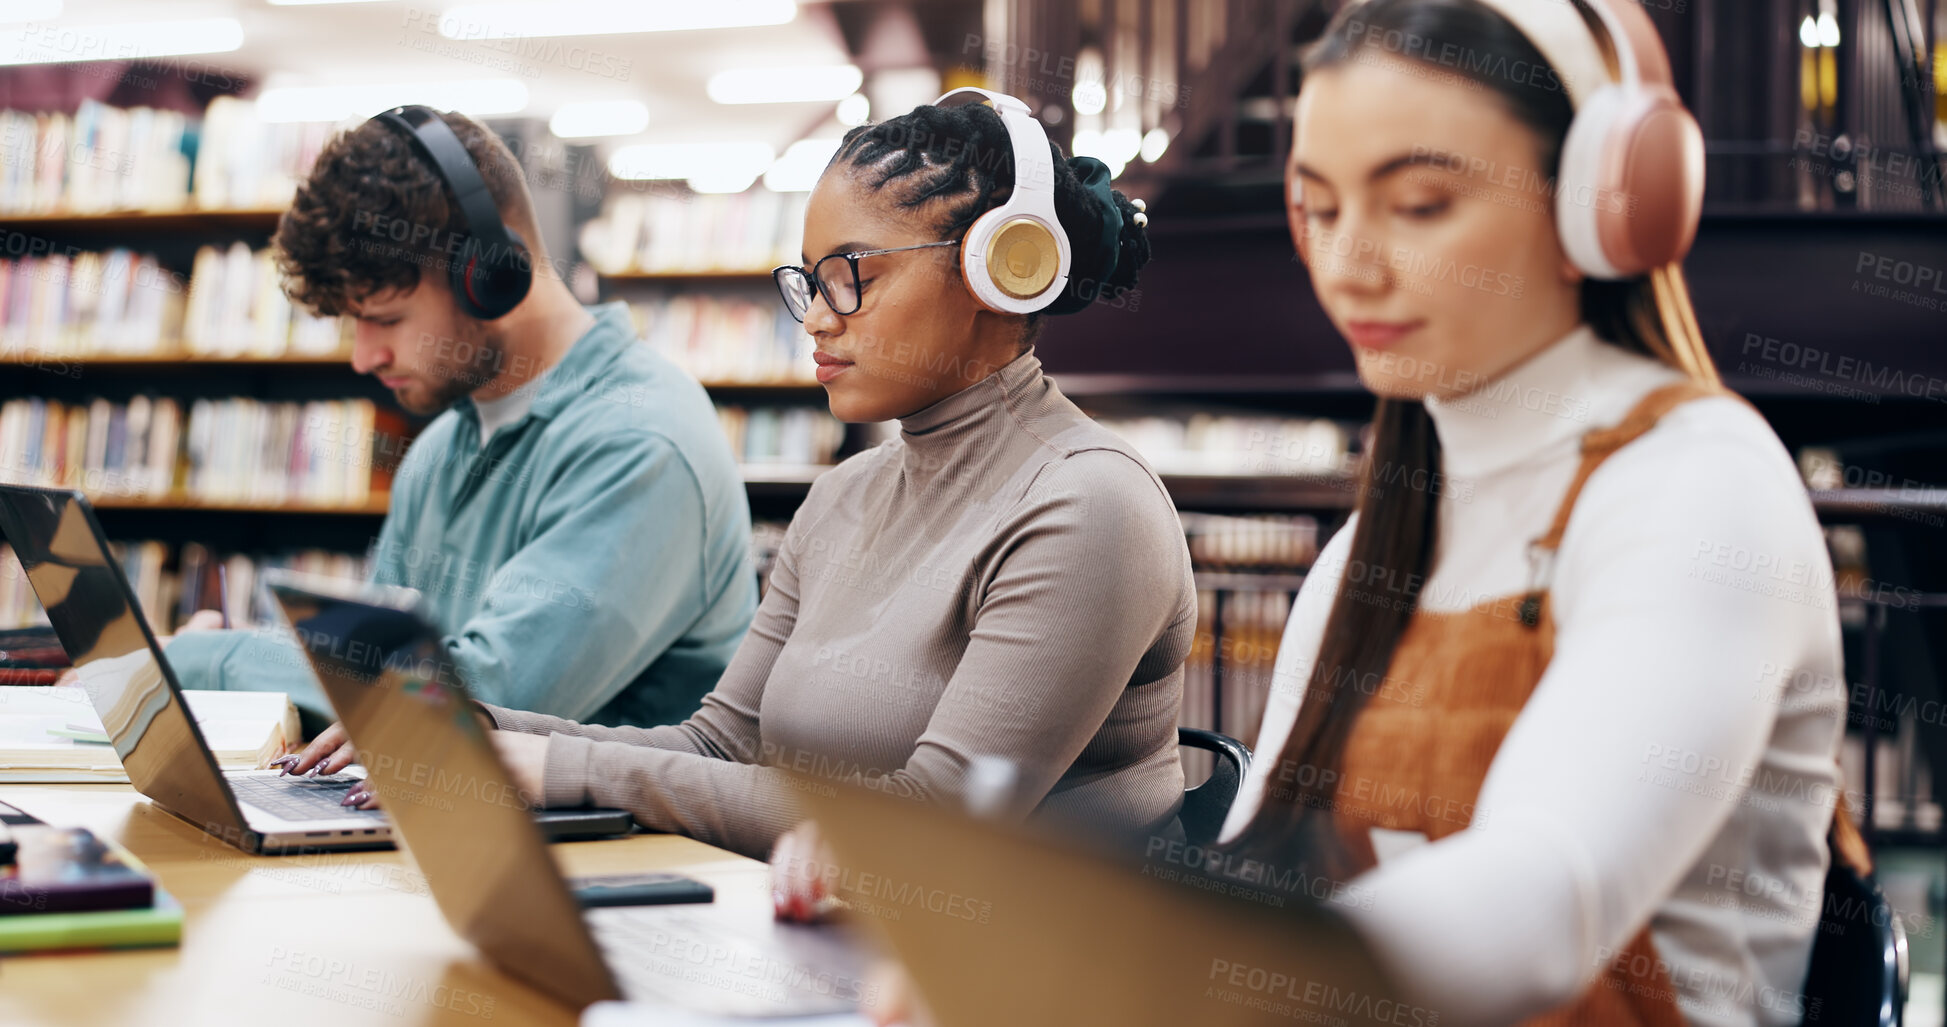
xmin=1213 ymin=1 xmax=1856 ymax=1024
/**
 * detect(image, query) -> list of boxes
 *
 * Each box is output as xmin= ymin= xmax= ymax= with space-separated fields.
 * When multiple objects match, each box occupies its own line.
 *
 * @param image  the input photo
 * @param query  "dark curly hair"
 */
xmin=274 ymin=110 xmax=537 ymax=316
xmin=832 ymin=100 xmax=1151 ymax=342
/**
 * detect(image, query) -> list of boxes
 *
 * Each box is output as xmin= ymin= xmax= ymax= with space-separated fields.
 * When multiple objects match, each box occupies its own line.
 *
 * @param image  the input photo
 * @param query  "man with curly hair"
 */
xmin=163 ymin=109 xmax=756 ymax=731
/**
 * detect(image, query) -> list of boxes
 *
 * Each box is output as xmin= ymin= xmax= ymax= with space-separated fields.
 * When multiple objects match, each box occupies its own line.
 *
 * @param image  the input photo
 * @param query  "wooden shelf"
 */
xmin=599 ymin=269 xmax=773 ymax=282
xmin=697 ymin=379 xmax=823 ymax=393
xmin=0 ymin=206 xmax=287 ymax=233
xmin=0 ymin=350 xmax=350 ymax=368
xmin=738 ymin=464 xmax=832 ymax=485
xmin=85 ymin=492 xmax=391 ymax=515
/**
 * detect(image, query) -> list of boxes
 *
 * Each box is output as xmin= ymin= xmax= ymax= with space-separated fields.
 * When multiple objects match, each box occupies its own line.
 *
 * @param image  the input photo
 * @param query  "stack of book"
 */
xmin=628 ymin=296 xmax=815 ymax=385
xmin=0 ymin=101 xmax=193 ymax=215
xmin=0 ymin=95 xmax=332 ymax=216
xmin=1181 ymin=512 xmax=1321 ymax=571
xmin=0 ymin=396 xmax=183 ymax=499
xmin=714 ymin=404 xmax=844 ymax=469
xmin=2 ymin=540 xmax=370 ymax=634
xmin=0 ymin=396 xmax=406 ymax=507
xmin=579 ymin=190 xmax=809 ymax=275
xmin=182 ymin=243 xmax=345 ymax=357
xmin=0 ymin=686 xmax=301 ymax=784
xmin=0 ymin=243 xmax=346 ymax=361
xmin=1182 ymin=586 xmax=1293 ymax=764
xmin=1091 ymin=414 xmax=1354 ymax=477
xmin=0 ymin=803 xmax=182 ymax=953
xmin=192 ymin=96 xmax=333 ymax=212
xmin=0 ymin=249 xmax=180 ymax=357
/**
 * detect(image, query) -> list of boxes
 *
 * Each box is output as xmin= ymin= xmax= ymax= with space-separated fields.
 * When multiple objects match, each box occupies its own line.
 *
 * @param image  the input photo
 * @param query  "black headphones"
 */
xmin=369 ymin=105 xmax=532 ymax=320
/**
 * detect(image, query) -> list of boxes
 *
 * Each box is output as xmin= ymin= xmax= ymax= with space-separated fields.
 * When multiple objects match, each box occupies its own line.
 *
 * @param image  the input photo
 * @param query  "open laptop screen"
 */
xmin=0 ymin=485 xmax=246 ymax=838
xmin=267 ymin=573 xmax=621 ymax=1008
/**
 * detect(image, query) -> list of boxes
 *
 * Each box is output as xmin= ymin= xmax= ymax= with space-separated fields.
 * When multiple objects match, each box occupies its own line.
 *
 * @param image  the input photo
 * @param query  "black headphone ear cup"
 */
xmin=452 ymin=228 xmax=533 ymax=320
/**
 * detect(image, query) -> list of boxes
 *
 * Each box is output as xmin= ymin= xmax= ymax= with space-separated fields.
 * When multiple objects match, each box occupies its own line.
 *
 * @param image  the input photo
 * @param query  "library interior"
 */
xmin=0 ymin=0 xmax=1945 ymax=1025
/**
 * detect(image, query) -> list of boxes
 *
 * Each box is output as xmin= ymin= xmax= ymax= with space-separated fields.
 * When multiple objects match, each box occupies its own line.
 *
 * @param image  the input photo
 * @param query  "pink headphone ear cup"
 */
xmin=1556 ymin=84 xmax=1703 ymax=278
xmin=1597 ymin=88 xmax=1703 ymax=275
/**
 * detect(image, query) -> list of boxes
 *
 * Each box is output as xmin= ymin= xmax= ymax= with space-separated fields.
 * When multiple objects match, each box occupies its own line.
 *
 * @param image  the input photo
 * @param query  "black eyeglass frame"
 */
xmin=771 ymin=240 xmax=961 ymax=322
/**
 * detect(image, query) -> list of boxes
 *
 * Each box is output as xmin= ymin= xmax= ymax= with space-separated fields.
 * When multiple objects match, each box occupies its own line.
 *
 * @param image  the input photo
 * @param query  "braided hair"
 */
xmin=831 ymin=100 xmax=1150 ymax=340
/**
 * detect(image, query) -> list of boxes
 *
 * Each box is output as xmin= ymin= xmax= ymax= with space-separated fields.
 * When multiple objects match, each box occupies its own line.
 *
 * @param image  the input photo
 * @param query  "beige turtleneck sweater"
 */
xmin=485 ymin=350 xmax=1198 ymax=858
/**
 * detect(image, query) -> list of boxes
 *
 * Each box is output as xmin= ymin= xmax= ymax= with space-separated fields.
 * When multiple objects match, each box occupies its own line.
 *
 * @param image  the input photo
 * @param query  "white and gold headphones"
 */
xmin=931 ymin=88 xmax=1074 ymax=314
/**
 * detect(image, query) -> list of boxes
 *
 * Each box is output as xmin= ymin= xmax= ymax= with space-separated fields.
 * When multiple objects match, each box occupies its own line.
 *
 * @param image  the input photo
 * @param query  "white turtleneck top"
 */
xmin=1219 ymin=326 xmax=1847 ymax=1027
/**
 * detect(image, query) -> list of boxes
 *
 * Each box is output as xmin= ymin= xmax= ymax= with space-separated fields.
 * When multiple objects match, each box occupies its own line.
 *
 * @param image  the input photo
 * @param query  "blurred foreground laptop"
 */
xmin=0 ymin=484 xmax=629 ymax=853
xmin=266 ymin=571 xmax=873 ymax=1017
xmin=783 ymin=779 xmax=1404 ymax=1027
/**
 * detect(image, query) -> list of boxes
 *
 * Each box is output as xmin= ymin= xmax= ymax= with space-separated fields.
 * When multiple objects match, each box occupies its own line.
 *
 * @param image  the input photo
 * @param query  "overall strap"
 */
xmin=1516 ymin=379 xmax=1727 ymax=627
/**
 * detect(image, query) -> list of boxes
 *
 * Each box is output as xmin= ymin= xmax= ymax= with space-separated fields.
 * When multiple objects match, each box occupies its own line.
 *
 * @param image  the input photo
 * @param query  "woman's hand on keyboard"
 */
xmin=271 ymin=722 xmax=380 ymax=809
xmin=272 ymin=722 xmax=357 ymax=778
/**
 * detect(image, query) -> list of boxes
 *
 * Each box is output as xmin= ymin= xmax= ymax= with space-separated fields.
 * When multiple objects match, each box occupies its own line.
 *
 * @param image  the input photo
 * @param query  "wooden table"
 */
xmin=0 ymin=784 xmax=773 ymax=1027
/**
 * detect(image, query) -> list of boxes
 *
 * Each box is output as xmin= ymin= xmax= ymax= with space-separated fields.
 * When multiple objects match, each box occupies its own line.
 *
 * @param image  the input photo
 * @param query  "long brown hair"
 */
xmin=1228 ymin=0 xmax=1719 ymax=867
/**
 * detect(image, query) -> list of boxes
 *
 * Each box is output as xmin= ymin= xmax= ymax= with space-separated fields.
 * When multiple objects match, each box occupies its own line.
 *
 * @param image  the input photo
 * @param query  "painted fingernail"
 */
xmin=342 ymin=787 xmax=368 ymax=806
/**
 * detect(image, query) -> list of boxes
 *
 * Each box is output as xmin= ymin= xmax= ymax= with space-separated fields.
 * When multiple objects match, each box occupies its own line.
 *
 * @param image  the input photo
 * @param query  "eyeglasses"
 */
xmin=772 ymin=241 xmax=960 ymax=323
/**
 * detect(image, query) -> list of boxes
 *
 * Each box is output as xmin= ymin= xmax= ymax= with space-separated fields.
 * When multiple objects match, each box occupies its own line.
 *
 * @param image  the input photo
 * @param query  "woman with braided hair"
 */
xmin=291 ymin=93 xmax=1196 ymax=901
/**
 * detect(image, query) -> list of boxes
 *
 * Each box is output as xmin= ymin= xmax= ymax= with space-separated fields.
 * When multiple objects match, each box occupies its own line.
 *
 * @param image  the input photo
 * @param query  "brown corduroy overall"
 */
xmin=1331 ymin=382 xmax=1724 ymax=1026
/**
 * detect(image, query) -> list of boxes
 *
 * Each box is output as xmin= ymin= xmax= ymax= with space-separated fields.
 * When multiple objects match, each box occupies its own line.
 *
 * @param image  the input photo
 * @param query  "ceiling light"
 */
xmin=708 ymin=65 xmax=862 ymax=105
xmin=0 ymin=17 xmax=242 ymax=66
xmin=2 ymin=1 xmax=61 ymax=24
xmin=256 ymin=79 xmax=529 ymax=122
xmin=1816 ymin=12 xmax=1840 ymax=48
xmin=550 ymin=99 xmax=649 ymax=138
xmin=608 ymin=141 xmax=776 ymax=182
xmin=763 ymin=138 xmax=841 ymax=192
xmin=438 ymin=0 xmax=795 ymax=40
xmin=1139 ymin=127 xmax=1170 ymax=162
xmin=835 ymin=92 xmax=870 ymax=126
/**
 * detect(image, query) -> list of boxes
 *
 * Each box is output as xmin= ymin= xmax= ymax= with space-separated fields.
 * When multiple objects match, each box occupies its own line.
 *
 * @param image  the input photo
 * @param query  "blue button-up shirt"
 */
xmin=166 ymin=303 xmax=757 ymax=727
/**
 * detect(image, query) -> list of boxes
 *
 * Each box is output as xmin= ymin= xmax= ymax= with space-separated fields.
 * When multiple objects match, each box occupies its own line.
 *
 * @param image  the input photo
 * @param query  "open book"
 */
xmin=0 ymin=686 xmax=298 ymax=782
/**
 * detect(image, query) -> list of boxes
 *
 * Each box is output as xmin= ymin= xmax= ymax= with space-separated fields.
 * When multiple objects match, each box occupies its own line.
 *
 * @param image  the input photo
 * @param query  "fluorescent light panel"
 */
xmin=438 ymin=0 xmax=795 ymax=40
xmin=608 ymin=141 xmax=776 ymax=182
xmin=2 ymin=1 xmax=62 ymax=25
xmin=0 ymin=17 xmax=242 ymax=66
xmin=257 ymin=79 xmax=529 ymax=122
xmin=763 ymin=137 xmax=841 ymax=192
xmin=550 ymin=100 xmax=649 ymax=138
xmin=708 ymin=65 xmax=861 ymax=105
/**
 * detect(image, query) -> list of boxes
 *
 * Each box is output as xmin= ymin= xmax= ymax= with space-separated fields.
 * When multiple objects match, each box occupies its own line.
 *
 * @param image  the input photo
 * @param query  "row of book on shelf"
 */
xmin=715 ymin=405 xmax=845 ymax=468
xmin=0 ymin=96 xmax=327 ymax=215
xmin=628 ymin=296 xmax=815 ymax=385
xmin=1091 ymin=415 xmax=1354 ymax=477
xmin=0 ymin=541 xmax=369 ymax=634
xmin=0 ymin=397 xmax=405 ymax=507
xmin=580 ymin=190 xmax=809 ymax=276
xmin=1 ymin=243 xmax=346 ymax=360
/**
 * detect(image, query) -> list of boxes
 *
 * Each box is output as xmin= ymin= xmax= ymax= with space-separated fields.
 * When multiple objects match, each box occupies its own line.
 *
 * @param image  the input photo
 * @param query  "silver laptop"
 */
xmin=265 ymin=571 xmax=873 ymax=1017
xmin=0 ymin=484 xmax=629 ymax=854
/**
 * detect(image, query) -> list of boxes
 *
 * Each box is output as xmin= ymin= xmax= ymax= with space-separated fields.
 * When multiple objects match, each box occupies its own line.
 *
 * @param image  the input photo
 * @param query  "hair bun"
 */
xmin=1044 ymin=156 xmax=1150 ymax=315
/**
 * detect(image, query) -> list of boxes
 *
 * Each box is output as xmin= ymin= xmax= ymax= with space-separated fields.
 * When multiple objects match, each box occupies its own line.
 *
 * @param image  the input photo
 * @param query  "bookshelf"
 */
xmin=0 ymin=207 xmax=287 ymax=234
xmin=84 ymin=493 xmax=392 ymax=516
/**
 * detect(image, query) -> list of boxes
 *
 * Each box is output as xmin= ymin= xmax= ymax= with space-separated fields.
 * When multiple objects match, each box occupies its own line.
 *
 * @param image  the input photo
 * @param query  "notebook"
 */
xmin=0 ymin=685 xmax=299 ymax=782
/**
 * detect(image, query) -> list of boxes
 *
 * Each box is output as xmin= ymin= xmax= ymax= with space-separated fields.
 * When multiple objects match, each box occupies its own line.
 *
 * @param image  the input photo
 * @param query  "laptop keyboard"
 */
xmin=230 ymin=774 xmax=384 ymax=821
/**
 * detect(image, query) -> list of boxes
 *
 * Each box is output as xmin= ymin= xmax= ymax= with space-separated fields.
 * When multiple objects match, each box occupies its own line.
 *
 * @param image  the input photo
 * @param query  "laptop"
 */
xmin=0 ymin=484 xmax=631 ymax=854
xmin=265 ymin=571 xmax=874 ymax=1017
xmin=792 ymin=780 xmax=1404 ymax=1027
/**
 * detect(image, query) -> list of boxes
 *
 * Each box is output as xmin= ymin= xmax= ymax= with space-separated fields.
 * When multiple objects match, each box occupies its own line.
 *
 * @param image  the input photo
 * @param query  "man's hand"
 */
xmin=178 ymin=609 xmax=226 ymax=633
xmin=488 ymin=730 xmax=551 ymax=807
